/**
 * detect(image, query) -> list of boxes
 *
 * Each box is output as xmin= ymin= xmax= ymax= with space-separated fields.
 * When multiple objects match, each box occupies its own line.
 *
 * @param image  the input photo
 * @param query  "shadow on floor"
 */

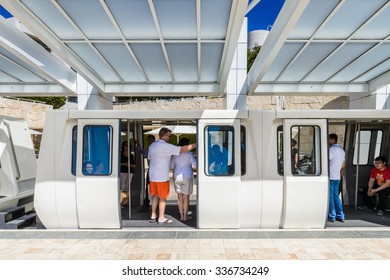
xmin=326 ymin=205 xmax=390 ymax=228
xmin=121 ymin=204 xmax=197 ymax=228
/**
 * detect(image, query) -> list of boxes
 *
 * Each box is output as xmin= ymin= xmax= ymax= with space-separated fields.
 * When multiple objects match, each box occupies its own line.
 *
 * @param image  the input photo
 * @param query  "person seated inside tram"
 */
xmin=83 ymin=161 xmax=94 ymax=175
xmin=291 ymin=139 xmax=299 ymax=174
xmin=208 ymin=144 xmax=228 ymax=175
xmin=93 ymin=160 xmax=105 ymax=174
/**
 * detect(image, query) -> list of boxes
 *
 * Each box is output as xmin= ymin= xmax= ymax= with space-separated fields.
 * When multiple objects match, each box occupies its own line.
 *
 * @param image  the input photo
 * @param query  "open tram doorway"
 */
xmin=119 ymin=119 xmax=198 ymax=228
xmin=327 ymin=120 xmax=390 ymax=228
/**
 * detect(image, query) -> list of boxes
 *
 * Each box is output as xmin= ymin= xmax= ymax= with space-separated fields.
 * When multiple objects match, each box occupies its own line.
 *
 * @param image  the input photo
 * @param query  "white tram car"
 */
xmin=34 ymin=109 xmax=390 ymax=229
xmin=0 ymin=116 xmax=37 ymax=213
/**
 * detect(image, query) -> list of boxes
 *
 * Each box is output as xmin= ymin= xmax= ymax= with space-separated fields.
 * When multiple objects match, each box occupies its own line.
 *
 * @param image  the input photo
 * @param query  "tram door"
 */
xmin=76 ymin=119 xmax=121 ymax=228
xmin=344 ymin=123 xmax=390 ymax=207
xmin=281 ymin=119 xmax=328 ymax=228
xmin=197 ymin=119 xmax=241 ymax=228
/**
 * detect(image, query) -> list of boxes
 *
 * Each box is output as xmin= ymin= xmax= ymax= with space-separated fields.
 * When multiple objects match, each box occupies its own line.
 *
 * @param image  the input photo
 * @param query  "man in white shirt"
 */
xmin=328 ymin=133 xmax=345 ymax=222
xmin=148 ymin=127 xmax=196 ymax=224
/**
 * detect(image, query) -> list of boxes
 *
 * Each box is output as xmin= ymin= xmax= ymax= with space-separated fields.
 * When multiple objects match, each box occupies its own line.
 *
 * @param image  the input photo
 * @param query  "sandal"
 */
xmin=149 ymin=218 xmax=157 ymax=223
xmin=157 ymin=219 xmax=173 ymax=224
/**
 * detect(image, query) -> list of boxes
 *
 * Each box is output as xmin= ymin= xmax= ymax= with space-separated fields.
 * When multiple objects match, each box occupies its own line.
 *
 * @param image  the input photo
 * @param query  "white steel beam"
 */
xmin=254 ymin=83 xmax=368 ymax=96
xmin=218 ymin=0 xmax=247 ymax=95
xmin=246 ymin=0 xmax=310 ymax=96
xmin=105 ymin=83 xmax=219 ymax=96
xmin=148 ymin=0 xmax=175 ymax=82
xmin=1 ymin=0 xmax=105 ymax=92
xmin=0 ymin=84 xmax=73 ymax=96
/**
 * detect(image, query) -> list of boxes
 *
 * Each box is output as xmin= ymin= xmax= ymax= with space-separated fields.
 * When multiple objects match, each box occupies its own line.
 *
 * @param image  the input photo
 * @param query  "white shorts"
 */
xmin=174 ymin=175 xmax=193 ymax=195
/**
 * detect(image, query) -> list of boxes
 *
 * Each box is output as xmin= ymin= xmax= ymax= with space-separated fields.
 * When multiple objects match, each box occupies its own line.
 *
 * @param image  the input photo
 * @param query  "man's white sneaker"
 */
xmin=377 ymin=210 xmax=384 ymax=216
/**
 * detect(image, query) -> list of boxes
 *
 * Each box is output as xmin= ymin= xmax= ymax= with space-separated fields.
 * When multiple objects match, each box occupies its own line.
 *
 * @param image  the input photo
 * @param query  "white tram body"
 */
xmin=0 ymin=116 xmax=37 ymax=212
xmin=34 ymin=109 xmax=390 ymax=229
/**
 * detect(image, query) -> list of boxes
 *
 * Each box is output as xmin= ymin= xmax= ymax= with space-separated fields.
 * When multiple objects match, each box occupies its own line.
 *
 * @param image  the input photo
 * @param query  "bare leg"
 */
xmin=183 ymin=194 xmax=190 ymax=221
xmin=151 ymin=195 xmax=159 ymax=219
xmin=177 ymin=193 xmax=184 ymax=221
xmin=158 ymin=198 xmax=167 ymax=222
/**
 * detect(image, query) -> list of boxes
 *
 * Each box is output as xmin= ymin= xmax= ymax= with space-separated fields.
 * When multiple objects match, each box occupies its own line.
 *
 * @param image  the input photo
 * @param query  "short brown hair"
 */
xmin=159 ymin=127 xmax=172 ymax=138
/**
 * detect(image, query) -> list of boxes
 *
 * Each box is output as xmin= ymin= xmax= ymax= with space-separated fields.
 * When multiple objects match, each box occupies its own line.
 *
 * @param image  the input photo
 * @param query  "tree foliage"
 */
xmin=21 ymin=96 xmax=66 ymax=109
xmin=247 ymin=45 xmax=261 ymax=73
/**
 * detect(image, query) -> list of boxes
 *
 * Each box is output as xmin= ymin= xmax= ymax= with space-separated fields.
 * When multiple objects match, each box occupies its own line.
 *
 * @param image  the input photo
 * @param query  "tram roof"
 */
xmin=0 ymin=0 xmax=389 ymax=98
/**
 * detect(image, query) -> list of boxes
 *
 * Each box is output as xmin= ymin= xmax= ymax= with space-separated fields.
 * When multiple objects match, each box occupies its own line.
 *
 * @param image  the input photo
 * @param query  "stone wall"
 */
xmin=115 ymin=96 xmax=349 ymax=111
xmin=0 ymin=97 xmax=52 ymax=129
xmin=0 ymin=95 xmax=348 ymax=129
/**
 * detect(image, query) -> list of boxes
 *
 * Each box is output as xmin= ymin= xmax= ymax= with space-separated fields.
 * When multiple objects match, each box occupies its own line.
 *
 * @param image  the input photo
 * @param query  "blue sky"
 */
xmin=0 ymin=5 xmax=12 ymax=18
xmin=1 ymin=1 xmax=285 ymax=32
xmin=247 ymin=0 xmax=285 ymax=31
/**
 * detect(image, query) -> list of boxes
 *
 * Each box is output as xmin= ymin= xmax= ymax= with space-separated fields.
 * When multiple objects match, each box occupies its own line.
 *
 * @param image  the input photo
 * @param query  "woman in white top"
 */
xmin=171 ymin=138 xmax=197 ymax=222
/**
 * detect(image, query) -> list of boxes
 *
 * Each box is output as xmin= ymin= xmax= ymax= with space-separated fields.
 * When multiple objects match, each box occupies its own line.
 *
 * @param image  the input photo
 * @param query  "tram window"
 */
xmin=71 ymin=126 xmax=77 ymax=176
xmin=353 ymin=131 xmax=371 ymax=165
xmin=291 ymin=126 xmax=321 ymax=176
xmin=353 ymin=130 xmax=382 ymax=165
xmin=205 ymin=125 xmax=234 ymax=176
xmin=240 ymin=125 xmax=246 ymax=175
xmin=82 ymin=125 xmax=112 ymax=175
xmin=374 ymin=131 xmax=382 ymax=159
xmin=277 ymin=126 xmax=283 ymax=175
xmin=277 ymin=126 xmax=321 ymax=176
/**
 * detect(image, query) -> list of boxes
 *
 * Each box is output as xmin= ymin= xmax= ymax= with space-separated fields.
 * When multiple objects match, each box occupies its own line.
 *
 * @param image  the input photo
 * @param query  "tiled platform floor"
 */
xmin=1 ymin=229 xmax=389 ymax=260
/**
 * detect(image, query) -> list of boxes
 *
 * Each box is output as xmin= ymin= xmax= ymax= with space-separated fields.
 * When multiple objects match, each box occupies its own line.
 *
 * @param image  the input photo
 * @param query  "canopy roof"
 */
xmin=248 ymin=0 xmax=390 ymax=96
xmin=1 ymin=0 xmax=246 ymax=97
xmin=0 ymin=0 xmax=389 ymax=99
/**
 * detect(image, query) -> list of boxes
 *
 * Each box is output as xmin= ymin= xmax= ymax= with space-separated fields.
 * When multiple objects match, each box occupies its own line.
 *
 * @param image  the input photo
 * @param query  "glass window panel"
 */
xmin=292 ymin=125 xmax=321 ymax=176
xmin=240 ymin=125 xmax=246 ymax=176
xmin=205 ymin=125 xmax=234 ymax=176
xmin=71 ymin=126 xmax=77 ymax=176
xmin=353 ymin=131 xmax=371 ymax=165
xmin=277 ymin=126 xmax=283 ymax=175
xmin=82 ymin=125 xmax=112 ymax=175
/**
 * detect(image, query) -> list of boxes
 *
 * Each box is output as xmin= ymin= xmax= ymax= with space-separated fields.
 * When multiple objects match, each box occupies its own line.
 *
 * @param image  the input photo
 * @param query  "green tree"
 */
xmin=247 ymin=45 xmax=261 ymax=73
xmin=21 ymin=96 xmax=66 ymax=109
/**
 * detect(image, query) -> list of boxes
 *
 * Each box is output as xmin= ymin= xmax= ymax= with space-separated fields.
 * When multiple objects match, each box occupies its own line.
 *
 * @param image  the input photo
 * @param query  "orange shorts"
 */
xmin=149 ymin=181 xmax=170 ymax=199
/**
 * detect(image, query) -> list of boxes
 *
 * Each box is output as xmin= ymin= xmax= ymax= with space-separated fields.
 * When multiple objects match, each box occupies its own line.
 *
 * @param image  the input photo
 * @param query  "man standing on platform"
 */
xmin=328 ymin=133 xmax=345 ymax=223
xmin=148 ymin=127 xmax=196 ymax=224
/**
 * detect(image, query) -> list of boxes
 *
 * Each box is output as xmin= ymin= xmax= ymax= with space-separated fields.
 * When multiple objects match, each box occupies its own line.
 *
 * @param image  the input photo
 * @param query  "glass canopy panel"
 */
xmin=303 ymin=43 xmax=374 ymax=82
xmin=329 ymin=44 xmax=390 ymax=82
xmin=57 ymin=0 xmax=120 ymax=40
xmin=94 ymin=44 xmax=146 ymax=83
xmin=0 ymin=71 xmax=20 ymax=83
xmin=200 ymin=43 xmax=223 ymax=82
xmin=0 ymin=54 xmax=47 ymax=83
xmin=278 ymin=43 xmax=339 ymax=82
xmin=106 ymin=0 xmax=158 ymax=40
xmin=315 ymin=0 xmax=387 ymax=40
xmin=154 ymin=0 xmax=197 ymax=40
xmin=351 ymin=6 xmax=390 ymax=40
xmin=21 ymin=0 xmax=82 ymax=40
xmin=130 ymin=43 xmax=171 ymax=82
xmin=263 ymin=43 xmax=304 ymax=81
xmin=0 ymin=45 xmax=50 ymax=82
xmin=288 ymin=0 xmax=339 ymax=40
xmin=354 ymin=59 xmax=390 ymax=83
xmin=201 ymin=0 xmax=232 ymax=40
xmin=67 ymin=43 xmax=121 ymax=82
xmin=166 ymin=43 xmax=198 ymax=82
